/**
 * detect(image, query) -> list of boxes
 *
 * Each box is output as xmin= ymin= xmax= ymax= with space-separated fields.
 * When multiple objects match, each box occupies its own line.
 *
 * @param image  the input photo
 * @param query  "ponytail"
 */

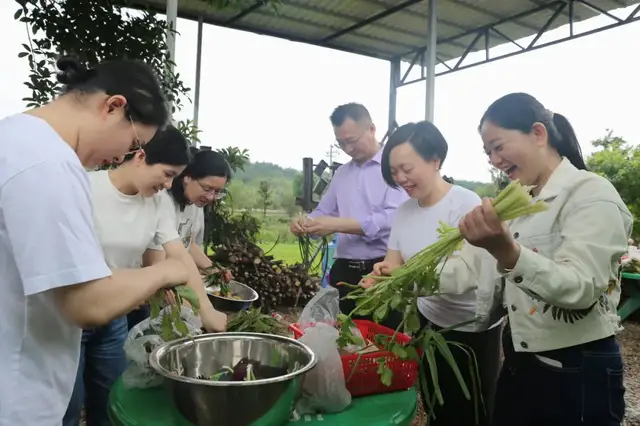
xmin=480 ymin=93 xmax=587 ymax=171
xmin=551 ymin=113 xmax=587 ymax=171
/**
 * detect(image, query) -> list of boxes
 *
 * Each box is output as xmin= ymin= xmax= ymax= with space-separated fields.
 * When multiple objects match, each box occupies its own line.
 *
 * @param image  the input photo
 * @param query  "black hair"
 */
xmin=169 ymin=150 xmax=232 ymax=211
xmin=381 ymin=121 xmax=449 ymax=188
xmin=138 ymin=125 xmax=190 ymax=166
xmin=479 ymin=93 xmax=586 ymax=170
xmin=56 ymin=55 xmax=169 ymax=128
xmin=329 ymin=103 xmax=372 ymax=127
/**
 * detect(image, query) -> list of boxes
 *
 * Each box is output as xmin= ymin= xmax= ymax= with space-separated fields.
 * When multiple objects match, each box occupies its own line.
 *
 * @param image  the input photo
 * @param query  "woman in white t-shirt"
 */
xmin=0 ymin=56 xmax=190 ymax=425
xmin=438 ymin=93 xmax=630 ymax=425
xmin=364 ymin=121 xmax=502 ymax=426
xmin=63 ymin=126 xmax=226 ymax=426
xmin=148 ymin=149 xmax=231 ymax=270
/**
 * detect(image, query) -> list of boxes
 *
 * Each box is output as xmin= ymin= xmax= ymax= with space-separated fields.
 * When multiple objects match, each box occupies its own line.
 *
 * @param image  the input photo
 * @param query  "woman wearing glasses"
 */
xmin=65 ymin=126 xmax=228 ymax=426
xmin=0 ymin=56 xmax=191 ymax=424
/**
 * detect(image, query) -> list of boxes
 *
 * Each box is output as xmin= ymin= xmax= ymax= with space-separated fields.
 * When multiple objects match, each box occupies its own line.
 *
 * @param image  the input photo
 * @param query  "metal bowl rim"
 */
xmin=149 ymin=332 xmax=317 ymax=387
xmin=205 ymin=280 xmax=259 ymax=303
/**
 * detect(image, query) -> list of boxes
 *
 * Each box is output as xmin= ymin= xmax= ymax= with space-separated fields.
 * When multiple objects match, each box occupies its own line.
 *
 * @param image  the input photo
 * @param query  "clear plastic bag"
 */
xmin=295 ymin=323 xmax=352 ymax=414
xmin=298 ymin=286 xmax=366 ymax=352
xmin=121 ymin=306 xmax=203 ymax=389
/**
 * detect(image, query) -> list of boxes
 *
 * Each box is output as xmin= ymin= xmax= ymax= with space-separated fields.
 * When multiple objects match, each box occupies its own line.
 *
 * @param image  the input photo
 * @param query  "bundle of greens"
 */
xmin=149 ymin=285 xmax=201 ymax=342
xmin=227 ymin=308 xmax=285 ymax=335
xmin=337 ymin=181 xmax=548 ymax=423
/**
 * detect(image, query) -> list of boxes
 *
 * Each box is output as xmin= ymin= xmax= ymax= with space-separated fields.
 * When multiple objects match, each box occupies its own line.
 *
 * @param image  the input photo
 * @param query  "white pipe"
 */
xmin=425 ymin=0 xmax=437 ymax=122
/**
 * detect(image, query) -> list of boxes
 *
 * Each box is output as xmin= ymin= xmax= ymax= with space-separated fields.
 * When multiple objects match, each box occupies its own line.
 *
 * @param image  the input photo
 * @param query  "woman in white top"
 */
xmin=365 ymin=121 xmax=502 ymax=426
xmin=0 ymin=56 xmax=189 ymax=424
xmin=149 ymin=149 xmax=230 ymax=268
xmin=441 ymin=93 xmax=631 ymax=425
xmin=64 ymin=126 xmax=226 ymax=426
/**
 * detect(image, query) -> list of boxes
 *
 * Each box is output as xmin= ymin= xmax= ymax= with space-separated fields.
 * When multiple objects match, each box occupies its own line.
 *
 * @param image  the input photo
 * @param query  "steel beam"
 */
xmin=396 ymin=0 xmax=640 ymax=86
xmin=321 ymin=0 xmax=422 ymax=43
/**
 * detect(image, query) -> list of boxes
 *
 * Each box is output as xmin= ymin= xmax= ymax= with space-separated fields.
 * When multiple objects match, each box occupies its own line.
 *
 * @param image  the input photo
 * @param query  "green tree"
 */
xmin=257 ymin=180 xmax=273 ymax=217
xmin=587 ymin=130 xmax=640 ymax=237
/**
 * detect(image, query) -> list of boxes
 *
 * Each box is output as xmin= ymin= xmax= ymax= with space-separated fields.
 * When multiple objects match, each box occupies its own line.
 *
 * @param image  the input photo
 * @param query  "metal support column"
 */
xmin=166 ymin=0 xmax=178 ymax=65
xmin=193 ymin=16 xmax=204 ymax=130
xmin=165 ymin=0 xmax=178 ymax=121
xmin=425 ymin=0 xmax=437 ymax=122
xmin=387 ymin=58 xmax=400 ymax=138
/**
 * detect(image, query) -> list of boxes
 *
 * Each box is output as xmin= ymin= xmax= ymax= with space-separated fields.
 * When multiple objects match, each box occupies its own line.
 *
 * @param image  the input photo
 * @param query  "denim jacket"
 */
xmin=439 ymin=158 xmax=633 ymax=353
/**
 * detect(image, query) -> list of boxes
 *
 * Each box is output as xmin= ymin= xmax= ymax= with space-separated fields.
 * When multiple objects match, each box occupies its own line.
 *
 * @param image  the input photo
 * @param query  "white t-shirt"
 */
xmin=88 ymin=171 xmax=180 ymax=268
xmin=388 ymin=185 xmax=486 ymax=332
xmin=149 ymin=191 xmax=200 ymax=250
xmin=194 ymin=207 xmax=205 ymax=247
xmin=0 ymin=114 xmax=111 ymax=425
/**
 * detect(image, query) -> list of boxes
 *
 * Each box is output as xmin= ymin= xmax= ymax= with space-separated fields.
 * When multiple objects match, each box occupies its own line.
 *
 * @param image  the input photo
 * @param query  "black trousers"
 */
xmin=418 ymin=313 xmax=502 ymax=426
xmin=329 ymin=257 xmax=403 ymax=330
xmin=493 ymin=324 xmax=625 ymax=426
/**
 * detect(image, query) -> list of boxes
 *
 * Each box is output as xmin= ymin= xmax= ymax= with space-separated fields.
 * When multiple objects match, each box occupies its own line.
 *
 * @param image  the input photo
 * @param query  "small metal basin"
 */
xmin=149 ymin=332 xmax=317 ymax=426
xmin=206 ymin=280 xmax=259 ymax=312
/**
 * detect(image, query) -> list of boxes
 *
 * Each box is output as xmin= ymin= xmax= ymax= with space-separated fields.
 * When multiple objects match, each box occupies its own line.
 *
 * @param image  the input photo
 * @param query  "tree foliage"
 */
xmin=13 ymin=0 xmax=271 ymax=248
xmin=587 ymin=130 xmax=640 ymax=236
xmin=257 ymin=180 xmax=274 ymax=216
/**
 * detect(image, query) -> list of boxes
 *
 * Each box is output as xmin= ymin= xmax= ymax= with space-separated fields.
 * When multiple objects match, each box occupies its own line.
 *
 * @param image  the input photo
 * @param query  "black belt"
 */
xmin=335 ymin=257 xmax=384 ymax=272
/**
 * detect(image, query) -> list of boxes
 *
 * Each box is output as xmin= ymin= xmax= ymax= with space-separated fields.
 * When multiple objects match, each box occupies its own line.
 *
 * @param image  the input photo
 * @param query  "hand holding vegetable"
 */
xmin=202 ymin=308 xmax=228 ymax=332
xmin=360 ymin=260 xmax=399 ymax=288
xmin=289 ymin=215 xmax=307 ymax=236
xmin=302 ymin=216 xmax=337 ymax=237
xmin=459 ymin=198 xmax=521 ymax=269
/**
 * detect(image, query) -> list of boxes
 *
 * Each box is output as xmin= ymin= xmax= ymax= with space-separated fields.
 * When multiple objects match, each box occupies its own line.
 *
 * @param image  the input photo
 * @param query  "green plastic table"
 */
xmin=108 ymin=378 xmax=417 ymax=426
xmin=619 ymin=272 xmax=640 ymax=321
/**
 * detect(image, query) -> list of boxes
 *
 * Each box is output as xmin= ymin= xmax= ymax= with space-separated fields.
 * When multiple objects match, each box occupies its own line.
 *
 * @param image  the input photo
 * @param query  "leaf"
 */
xmin=175 ymin=318 xmax=189 ymax=336
xmin=14 ymin=9 xmax=23 ymax=20
xmin=175 ymin=285 xmax=200 ymax=311
xmin=18 ymin=52 xmax=29 ymax=58
xmin=390 ymin=293 xmax=403 ymax=309
xmin=161 ymin=314 xmax=174 ymax=341
xmin=391 ymin=344 xmax=407 ymax=359
xmin=380 ymin=365 xmax=394 ymax=387
xmin=373 ymin=302 xmax=390 ymax=323
xmin=425 ymin=345 xmax=444 ymax=405
xmin=432 ymin=333 xmax=470 ymax=399
xmin=405 ymin=309 xmax=421 ymax=333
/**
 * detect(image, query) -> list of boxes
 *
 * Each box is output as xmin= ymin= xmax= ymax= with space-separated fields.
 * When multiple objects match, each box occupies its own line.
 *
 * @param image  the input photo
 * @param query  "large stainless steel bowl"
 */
xmin=206 ymin=280 xmax=259 ymax=312
xmin=149 ymin=332 xmax=317 ymax=426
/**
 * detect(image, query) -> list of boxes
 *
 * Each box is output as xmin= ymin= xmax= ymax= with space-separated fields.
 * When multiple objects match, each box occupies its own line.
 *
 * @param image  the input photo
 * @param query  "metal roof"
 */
xmin=130 ymin=0 xmax=638 ymax=66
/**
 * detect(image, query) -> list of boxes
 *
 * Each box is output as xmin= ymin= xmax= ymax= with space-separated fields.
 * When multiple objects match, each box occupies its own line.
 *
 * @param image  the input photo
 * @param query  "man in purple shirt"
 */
xmin=290 ymin=103 xmax=408 ymax=328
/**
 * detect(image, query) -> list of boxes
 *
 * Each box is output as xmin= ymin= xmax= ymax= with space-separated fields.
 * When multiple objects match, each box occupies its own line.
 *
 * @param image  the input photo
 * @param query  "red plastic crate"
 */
xmin=289 ymin=320 xmax=419 ymax=397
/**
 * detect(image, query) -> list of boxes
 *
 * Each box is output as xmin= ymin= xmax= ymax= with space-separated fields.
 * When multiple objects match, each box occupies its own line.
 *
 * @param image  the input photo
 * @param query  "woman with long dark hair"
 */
xmin=0 ymin=56 xmax=189 ymax=424
xmin=440 ymin=93 xmax=630 ymax=425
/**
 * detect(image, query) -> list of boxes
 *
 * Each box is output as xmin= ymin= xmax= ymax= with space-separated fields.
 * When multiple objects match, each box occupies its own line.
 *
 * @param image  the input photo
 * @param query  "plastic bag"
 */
xmin=121 ymin=306 xmax=203 ymax=389
xmin=298 ymin=286 xmax=366 ymax=352
xmin=298 ymin=287 xmax=341 ymax=329
xmin=295 ymin=323 xmax=351 ymax=414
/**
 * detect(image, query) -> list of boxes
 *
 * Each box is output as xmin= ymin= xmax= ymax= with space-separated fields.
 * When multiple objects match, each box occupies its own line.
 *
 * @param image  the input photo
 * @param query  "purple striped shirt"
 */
xmin=308 ymin=150 xmax=409 ymax=259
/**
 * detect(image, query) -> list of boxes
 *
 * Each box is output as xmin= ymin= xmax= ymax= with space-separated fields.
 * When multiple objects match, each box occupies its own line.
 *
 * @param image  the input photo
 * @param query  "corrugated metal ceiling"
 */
xmin=128 ymin=0 xmax=637 ymax=63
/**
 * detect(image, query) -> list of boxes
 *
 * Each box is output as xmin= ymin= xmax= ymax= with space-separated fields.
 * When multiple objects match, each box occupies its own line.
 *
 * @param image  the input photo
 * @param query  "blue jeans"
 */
xmin=493 ymin=324 xmax=625 ymax=426
xmin=63 ymin=317 xmax=128 ymax=426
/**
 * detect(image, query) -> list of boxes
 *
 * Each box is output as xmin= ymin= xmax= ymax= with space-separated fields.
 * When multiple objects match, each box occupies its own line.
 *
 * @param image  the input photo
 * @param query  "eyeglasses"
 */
xmin=336 ymin=129 xmax=367 ymax=150
xmin=197 ymin=180 xmax=226 ymax=199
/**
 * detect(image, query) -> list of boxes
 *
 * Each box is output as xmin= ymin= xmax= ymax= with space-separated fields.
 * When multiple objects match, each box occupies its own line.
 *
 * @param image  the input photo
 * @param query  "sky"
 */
xmin=1 ymin=3 xmax=639 ymax=182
